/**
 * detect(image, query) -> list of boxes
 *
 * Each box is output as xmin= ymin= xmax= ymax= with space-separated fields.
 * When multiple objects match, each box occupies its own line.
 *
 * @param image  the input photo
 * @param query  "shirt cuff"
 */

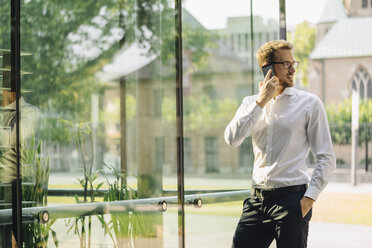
xmin=303 ymin=185 xmax=323 ymax=201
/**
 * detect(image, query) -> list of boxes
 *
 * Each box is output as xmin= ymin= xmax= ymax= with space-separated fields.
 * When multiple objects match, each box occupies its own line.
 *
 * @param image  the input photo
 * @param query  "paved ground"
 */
xmin=323 ymin=181 xmax=372 ymax=194
xmin=162 ymin=213 xmax=372 ymax=248
xmin=308 ymin=222 xmax=372 ymax=248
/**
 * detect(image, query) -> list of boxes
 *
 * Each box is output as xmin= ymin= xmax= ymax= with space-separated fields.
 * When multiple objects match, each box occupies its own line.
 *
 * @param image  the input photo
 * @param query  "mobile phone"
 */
xmin=262 ymin=64 xmax=275 ymax=79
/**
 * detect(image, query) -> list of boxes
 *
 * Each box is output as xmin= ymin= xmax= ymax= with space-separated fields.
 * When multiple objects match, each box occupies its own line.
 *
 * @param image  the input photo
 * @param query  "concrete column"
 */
xmin=351 ymin=89 xmax=359 ymax=186
xmin=137 ymin=80 xmax=163 ymax=198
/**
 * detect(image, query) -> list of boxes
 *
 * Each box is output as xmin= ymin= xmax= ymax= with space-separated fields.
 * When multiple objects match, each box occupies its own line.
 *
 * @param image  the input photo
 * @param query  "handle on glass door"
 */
xmin=193 ymin=198 xmax=202 ymax=208
xmin=158 ymin=200 xmax=168 ymax=212
xmin=23 ymin=210 xmax=49 ymax=224
xmin=37 ymin=210 xmax=49 ymax=224
xmin=185 ymin=198 xmax=203 ymax=208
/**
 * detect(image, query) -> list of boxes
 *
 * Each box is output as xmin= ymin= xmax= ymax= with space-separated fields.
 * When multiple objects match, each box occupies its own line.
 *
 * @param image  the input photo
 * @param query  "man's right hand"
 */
xmin=256 ymin=69 xmax=281 ymax=108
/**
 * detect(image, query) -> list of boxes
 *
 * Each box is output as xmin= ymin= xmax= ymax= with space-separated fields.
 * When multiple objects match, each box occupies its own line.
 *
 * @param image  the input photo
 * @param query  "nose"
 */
xmin=288 ymin=66 xmax=295 ymax=74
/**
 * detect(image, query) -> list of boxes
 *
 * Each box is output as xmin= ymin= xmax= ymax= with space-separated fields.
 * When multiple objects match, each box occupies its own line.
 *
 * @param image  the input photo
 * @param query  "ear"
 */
xmin=262 ymin=62 xmax=268 ymax=67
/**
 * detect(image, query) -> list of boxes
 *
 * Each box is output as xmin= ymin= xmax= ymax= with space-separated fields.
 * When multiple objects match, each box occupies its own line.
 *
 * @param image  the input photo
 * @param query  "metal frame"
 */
xmin=174 ymin=0 xmax=185 ymax=247
xmin=10 ymin=0 xmax=22 ymax=246
xmin=279 ymin=0 xmax=287 ymax=40
xmin=250 ymin=0 xmax=255 ymax=94
xmin=46 ymin=188 xmax=242 ymax=197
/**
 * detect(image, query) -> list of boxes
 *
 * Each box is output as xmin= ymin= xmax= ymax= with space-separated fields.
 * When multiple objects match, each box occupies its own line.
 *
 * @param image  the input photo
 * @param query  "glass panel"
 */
xmin=20 ymin=1 xmax=178 ymax=247
xmin=183 ymin=0 xmax=279 ymax=247
xmin=360 ymin=80 xmax=365 ymax=99
xmin=352 ymin=80 xmax=357 ymax=91
xmin=239 ymin=139 xmax=253 ymax=172
xmin=0 ymin=1 xmax=14 ymax=246
xmin=205 ymin=137 xmax=219 ymax=173
xmin=367 ymin=79 xmax=372 ymax=99
xmin=363 ymin=0 xmax=368 ymax=8
xmin=184 ymin=137 xmax=192 ymax=173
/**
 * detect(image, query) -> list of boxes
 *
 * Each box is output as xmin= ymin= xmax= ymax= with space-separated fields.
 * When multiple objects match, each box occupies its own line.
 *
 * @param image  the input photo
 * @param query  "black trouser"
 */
xmin=232 ymin=185 xmax=312 ymax=248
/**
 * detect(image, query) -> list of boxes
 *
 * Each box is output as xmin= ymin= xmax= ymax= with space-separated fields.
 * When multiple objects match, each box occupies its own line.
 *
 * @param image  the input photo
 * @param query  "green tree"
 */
xmin=162 ymin=94 xmax=238 ymax=133
xmin=326 ymin=99 xmax=371 ymax=145
xmin=1 ymin=0 xmax=194 ymax=118
xmin=0 ymin=0 xmax=212 ymax=144
xmin=288 ymin=21 xmax=315 ymax=87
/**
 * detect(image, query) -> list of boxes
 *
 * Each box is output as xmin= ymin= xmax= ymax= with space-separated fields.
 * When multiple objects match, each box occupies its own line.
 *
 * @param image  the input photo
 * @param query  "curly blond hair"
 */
xmin=256 ymin=40 xmax=294 ymax=68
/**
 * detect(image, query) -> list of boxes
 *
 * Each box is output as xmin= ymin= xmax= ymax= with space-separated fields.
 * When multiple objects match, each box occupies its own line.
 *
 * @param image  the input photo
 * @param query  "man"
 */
xmin=224 ymin=40 xmax=335 ymax=248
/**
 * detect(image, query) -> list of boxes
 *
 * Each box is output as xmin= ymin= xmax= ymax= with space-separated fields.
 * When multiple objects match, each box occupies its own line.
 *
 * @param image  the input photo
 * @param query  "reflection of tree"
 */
xmin=288 ymin=21 xmax=315 ymax=87
xmin=0 ymin=1 xmax=176 ymax=116
xmin=19 ymin=1 xmax=117 ymax=117
xmin=163 ymin=95 xmax=238 ymax=132
xmin=101 ymin=95 xmax=136 ymax=124
xmin=0 ymin=0 xmax=217 ymax=140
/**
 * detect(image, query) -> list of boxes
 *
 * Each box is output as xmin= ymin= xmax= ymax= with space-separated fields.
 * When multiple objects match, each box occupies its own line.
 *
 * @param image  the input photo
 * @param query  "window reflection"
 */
xmin=6 ymin=0 xmax=372 ymax=246
xmin=0 ymin=51 xmax=41 ymax=184
xmin=14 ymin=0 xmax=179 ymax=246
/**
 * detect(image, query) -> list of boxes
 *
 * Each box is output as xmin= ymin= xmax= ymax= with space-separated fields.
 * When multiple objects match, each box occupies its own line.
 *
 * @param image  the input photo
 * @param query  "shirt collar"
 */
xmin=273 ymin=87 xmax=295 ymax=101
xmin=281 ymin=87 xmax=295 ymax=96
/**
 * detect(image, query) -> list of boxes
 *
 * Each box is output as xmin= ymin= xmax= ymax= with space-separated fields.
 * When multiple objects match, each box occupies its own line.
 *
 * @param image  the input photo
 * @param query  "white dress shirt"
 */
xmin=225 ymin=87 xmax=336 ymax=201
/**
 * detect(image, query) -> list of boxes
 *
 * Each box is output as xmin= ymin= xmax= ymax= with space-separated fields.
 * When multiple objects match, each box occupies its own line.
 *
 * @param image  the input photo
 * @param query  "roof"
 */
xmin=97 ymin=9 xmax=200 ymax=81
xmin=98 ymin=9 xmax=247 ymax=81
xmin=97 ymin=41 xmax=157 ymax=81
xmin=317 ymin=0 xmax=347 ymax=24
xmin=310 ymin=17 xmax=372 ymax=59
xmin=182 ymin=9 xmax=206 ymax=30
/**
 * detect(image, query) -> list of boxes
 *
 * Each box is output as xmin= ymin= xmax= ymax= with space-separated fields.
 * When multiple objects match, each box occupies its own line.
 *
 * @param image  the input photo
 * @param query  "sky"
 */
xmin=183 ymin=0 xmax=327 ymax=29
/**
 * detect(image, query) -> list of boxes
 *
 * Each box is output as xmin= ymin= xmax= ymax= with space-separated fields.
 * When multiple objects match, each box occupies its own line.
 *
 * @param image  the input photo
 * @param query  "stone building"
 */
xmin=99 ymin=10 xmax=279 ymax=177
xmin=308 ymin=0 xmax=372 ymax=167
xmin=309 ymin=0 xmax=372 ymax=104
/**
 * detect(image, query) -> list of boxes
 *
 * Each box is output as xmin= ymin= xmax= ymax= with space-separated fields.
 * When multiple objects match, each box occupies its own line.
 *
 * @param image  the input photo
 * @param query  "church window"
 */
xmin=352 ymin=67 xmax=372 ymax=99
xmin=362 ymin=0 xmax=368 ymax=8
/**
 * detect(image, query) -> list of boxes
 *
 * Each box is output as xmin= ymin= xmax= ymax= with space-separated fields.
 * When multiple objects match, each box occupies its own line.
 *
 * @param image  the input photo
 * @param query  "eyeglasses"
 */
xmin=270 ymin=61 xmax=299 ymax=69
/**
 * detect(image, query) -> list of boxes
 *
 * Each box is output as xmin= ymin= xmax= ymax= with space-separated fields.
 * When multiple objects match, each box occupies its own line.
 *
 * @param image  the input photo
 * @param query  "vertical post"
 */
xmin=365 ymin=124 xmax=368 ymax=172
xmin=174 ymin=0 xmax=185 ymax=247
xmin=119 ymin=77 xmax=127 ymax=187
xmin=321 ymin=59 xmax=325 ymax=103
xmin=2 ymin=51 xmax=13 ymax=248
xmin=250 ymin=0 xmax=255 ymax=95
xmin=279 ymin=0 xmax=287 ymax=40
xmin=11 ymin=0 xmax=22 ymax=246
xmin=119 ymin=0 xmax=127 ymax=188
xmin=351 ymin=89 xmax=359 ymax=186
xmin=91 ymin=94 xmax=98 ymax=171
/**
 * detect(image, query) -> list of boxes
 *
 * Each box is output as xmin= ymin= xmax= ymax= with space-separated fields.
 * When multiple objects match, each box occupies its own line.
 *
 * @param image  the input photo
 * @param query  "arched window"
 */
xmin=362 ymin=0 xmax=368 ymax=8
xmin=352 ymin=68 xmax=372 ymax=99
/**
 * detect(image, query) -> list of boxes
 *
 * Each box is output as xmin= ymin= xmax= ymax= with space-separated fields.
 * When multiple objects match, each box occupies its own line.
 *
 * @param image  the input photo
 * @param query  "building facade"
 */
xmin=308 ymin=0 xmax=372 ymax=167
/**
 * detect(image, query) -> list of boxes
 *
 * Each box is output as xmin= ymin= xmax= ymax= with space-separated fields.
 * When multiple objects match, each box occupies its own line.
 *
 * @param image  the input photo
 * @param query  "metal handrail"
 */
xmin=47 ymin=188 xmax=243 ymax=197
xmin=47 ymin=188 xmax=107 ymax=197
xmin=0 ymin=189 xmax=251 ymax=225
xmin=184 ymin=190 xmax=250 ymax=205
